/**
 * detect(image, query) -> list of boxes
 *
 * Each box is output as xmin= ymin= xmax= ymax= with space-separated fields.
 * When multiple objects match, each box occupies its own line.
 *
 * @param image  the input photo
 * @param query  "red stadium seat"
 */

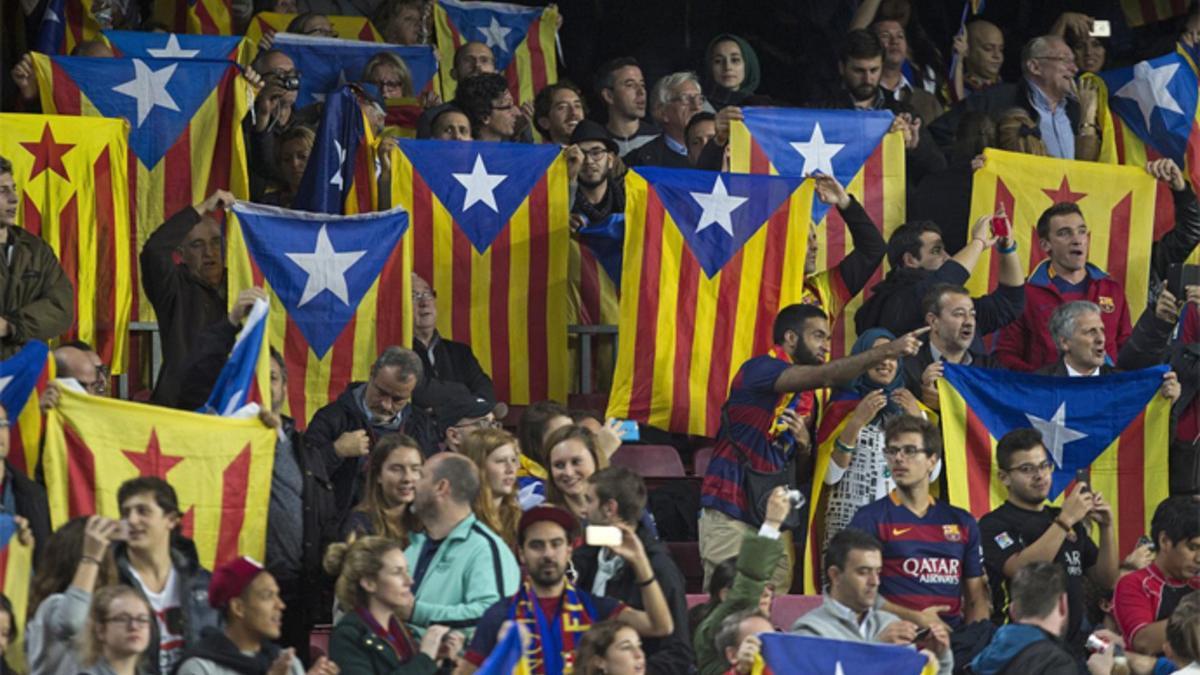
xmin=611 ymin=444 xmax=685 ymax=478
xmin=309 ymin=624 xmax=333 ymax=660
xmin=666 ymin=541 xmax=706 ymax=594
xmin=686 ymin=593 xmax=708 ymax=609
xmin=692 ymin=445 xmax=714 ymax=476
xmin=770 ymin=595 xmax=823 ymax=630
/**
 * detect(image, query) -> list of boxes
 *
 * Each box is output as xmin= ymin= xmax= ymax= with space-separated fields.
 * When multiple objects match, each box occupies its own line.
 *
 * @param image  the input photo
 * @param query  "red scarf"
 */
xmin=356 ymin=607 xmax=416 ymax=662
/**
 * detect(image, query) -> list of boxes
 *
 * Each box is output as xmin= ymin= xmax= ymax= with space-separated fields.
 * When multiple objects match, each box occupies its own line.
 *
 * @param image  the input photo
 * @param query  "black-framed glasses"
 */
xmin=1005 ymin=460 xmax=1055 ymax=476
xmin=413 ymin=290 xmax=437 ymax=302
xmin=882 ymin=444 xmax=928 ymax=459
xmin=582 ymin=148 xmax=610 ymax=161
xmin=669 ymin=93 xmax=706 ymax=106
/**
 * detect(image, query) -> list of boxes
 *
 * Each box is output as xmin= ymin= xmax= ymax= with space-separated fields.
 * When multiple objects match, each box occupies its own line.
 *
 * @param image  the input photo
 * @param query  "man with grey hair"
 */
xmin=305 ymin=345 xmax=439 ymax=517
xmin=0 ymin=155 xmax=74 ymax=359
xmin=714 ymin=608 xmax=775 ymax=675
xmin=403 ymin=452 xmax=519 ymax=639
xmin=623 ymin=71 xmax=702 ymax=169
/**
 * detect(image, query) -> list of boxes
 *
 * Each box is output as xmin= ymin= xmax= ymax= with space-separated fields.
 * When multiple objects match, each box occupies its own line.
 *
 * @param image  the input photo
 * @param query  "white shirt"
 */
xmin=128 ymin=566 xmax=184 ymax=674
xmin=1065 ymin=362 xmax=1101 ymax=377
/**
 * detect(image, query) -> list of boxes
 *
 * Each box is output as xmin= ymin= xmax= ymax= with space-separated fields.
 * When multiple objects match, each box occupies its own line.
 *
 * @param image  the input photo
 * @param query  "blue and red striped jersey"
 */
xmin=848 ymin=491 xmax=984 ymax=626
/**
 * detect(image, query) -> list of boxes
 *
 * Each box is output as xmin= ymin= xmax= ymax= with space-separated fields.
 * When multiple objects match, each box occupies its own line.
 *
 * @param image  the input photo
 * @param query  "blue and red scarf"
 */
xmin=507 ymin=578 xmax=597 ymax=674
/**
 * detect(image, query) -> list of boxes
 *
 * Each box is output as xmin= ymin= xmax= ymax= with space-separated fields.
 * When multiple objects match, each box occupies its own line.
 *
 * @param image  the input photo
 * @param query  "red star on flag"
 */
xmin=122 ymin=429 xmax=184 ymax=478
xmin=20 ymin=124 xmax=75 ymax=181
xmin=1042 ymin=176 xmax=1087 ymax=205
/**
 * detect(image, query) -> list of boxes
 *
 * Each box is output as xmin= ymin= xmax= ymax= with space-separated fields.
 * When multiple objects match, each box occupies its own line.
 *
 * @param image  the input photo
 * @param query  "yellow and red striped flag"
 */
xmin=606 ymin=168 xmax=812 ymax=436
xmin=150 ymin=0 xmax=233 ymax=35
xmin=1121 ymin=0 xmax=1190 ymax=26
xmin=967 ymin=148 xmax=1158 ymax=324
xmin=394 ymin=140 xmax=569 ymax=405
xmin=730 ymin=108 xmax=905 ymax=359
xmin=31 ymin=54 xmax=252 ymax=326
xmin=0 ymin=341 xmax=55 ymax=477
xmin=33 ymin=0 xmax=103 ymax=55
xmin=0 ymin=113 xmax=131 ymax=372
xmin=42 ymin=387 xmax=276 ymax=568
xmin=433 ymin=0 xmax=558 ymax=106
xmin=938 ymin=363 xmax=1170 ymax=558
xmin=0 ymin=515 xmax=33 ymax=673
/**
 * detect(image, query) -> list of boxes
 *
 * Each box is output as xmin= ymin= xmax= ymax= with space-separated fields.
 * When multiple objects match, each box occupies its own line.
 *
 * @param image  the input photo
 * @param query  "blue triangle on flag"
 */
xmin=398 ymin=139 xmax=560 ymax=253
xmin=1099 ymin=50 xmax=1200 ymax=168
xmin=576 ymin=214 xmax=625 ymax=290
xmin=293 ymin=86 xmax=366 ymax=214
xmin=942 ymin=364 xmax=1167 ymax=499
xmin=53 ymin=56 xmax=232 ymax=168
xmin=636 ymin=167 xmax=805 ymax=278
xmin=232 ymin=202 xmax=409 ymax=358
xmin=437 ymin=0 xmax=541 ymax=71
xmin=759 ymin=633 xmax=929 ymax=673
xmin=0 ymin=341 xmax=49 ymax=418
xmin=104 ymin=30 xmax=243 ymax=62
xmin=34 ymin=0 xmax=67 ymax=54
xmin=741 ymin=107 xmax=892 ymax=224
xmin=273 ymin=34 xmax=438 ymax=108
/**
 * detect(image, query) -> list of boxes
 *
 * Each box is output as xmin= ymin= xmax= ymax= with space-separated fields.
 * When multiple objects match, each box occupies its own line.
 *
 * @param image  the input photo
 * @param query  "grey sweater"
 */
xmin=791 ymin=595 xmax=953 ymax=675
xmin=24 ymin=586 xmax=91 ymax=675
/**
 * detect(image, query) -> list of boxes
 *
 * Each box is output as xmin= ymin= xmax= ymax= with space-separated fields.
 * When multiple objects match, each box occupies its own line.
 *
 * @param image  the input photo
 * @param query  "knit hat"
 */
xmin=208 ymin=556 xmax=267 ymax=609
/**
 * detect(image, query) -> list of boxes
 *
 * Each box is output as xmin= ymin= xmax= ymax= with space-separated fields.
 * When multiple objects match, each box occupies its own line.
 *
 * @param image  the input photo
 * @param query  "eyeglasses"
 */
xmin=1004 ymin=460 xmax=1055 ymax=476
xmin=882 ymin=445 xmax=929 ymax=458
xmin=84 ymin=364 xmax=110 ymax=396
xmin=453 ymin=418 xmax=501 ymax=430
xmin=374 ymin=80 xmax=406 ymax=93
xmin=103 ymin=614 xmax=153 ymax=628
xmin=669 ymin=93 xmax=706 ymax=106
xmin=582 ymin=148 xmax=611 ymax=161
xmin=413 ymin=290 xmax=437 ymax=301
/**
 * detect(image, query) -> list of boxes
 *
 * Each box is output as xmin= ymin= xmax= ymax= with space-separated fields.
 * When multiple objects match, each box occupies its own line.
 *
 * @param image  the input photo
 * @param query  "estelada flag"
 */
xmin=0 ymin=113 xmax=132 ymax=373
xmin=0 ymin=515 xmax=33 ymax=673
xmin=394 ymin=139 xmax=569 ymax=404
xmin=938 ymin=363 xmax=1170 ymax=556
xmin=1121 ymin=0 xmax=1190 ymax=27
xmin=0 ymin=341 xmax=54 ymax=477
xmin=967 ymin=148 xmax=1158 ymax=319
xmin=750 ymin=634 xmax=933 ymax=675
xmin=292 ymin=85 xmax=378 ymax=215
xmin=606 ymin=168 xmax=812 ymax=436
xmin=272 ymin=33 xmax=439 ymax=110
xmin=244 ymin=11 xmax=383 ymax=61
xmin=42 ymin=387 xmax=277 ymax=568
xmin=227 ymin=201 xmax=412 ymax=425
xmin=31 ymin=53 xmax=252 ymax=323
xmin=104 ymin=30 xmax=248 ymax=63
xmin=202 ymin=298 xmax=270 ymax=417
xmin=34 ymin=0 xmax=102 ymax=55
xmin=149 ymin=0 xmax=233 ymax=35
xmin=433 ymin=0 xmax=558 ymax=105
xmin=572 ymin=214 xmax=624 ymax=327
xmin=730 ymin=108 xmax=905 ymax=358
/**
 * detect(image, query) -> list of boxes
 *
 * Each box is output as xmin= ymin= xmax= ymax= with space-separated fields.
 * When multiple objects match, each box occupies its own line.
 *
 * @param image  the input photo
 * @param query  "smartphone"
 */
xmin=991 ymin=213 xmax=1012 ymax=239
xmin=610 ymin=418 xmax=640 ymax=442
xmin=111 ymin=519 xmax=131 ymax=541
xmin=1075 ymin=468 xmax=1091 ymax=493
xmin=1166 ymin=263 xmax=1200 ymax=298
xmin=1090 ymin=20 xmax=1111 ymax=37
xmin=912 ymin=627 xmax=932 ymax=644
xmin=585 ymin=525 xmax=623 ymax=547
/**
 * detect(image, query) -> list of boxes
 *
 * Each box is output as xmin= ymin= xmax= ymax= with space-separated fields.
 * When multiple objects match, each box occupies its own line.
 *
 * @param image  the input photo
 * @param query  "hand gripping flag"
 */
xmin=149 ymin=0 xmax=233 ymax=35
xmin=968 ymin=148 xmax=1158 ymax=317
xmin=31 ymin=54 xmax=252 ymax=323
xmin=0 ymin=341 xmax=54 ymax=476
xmin=730 ymin=108 xmax=905 ymax=358
xmin=475 ymin=623 xmax=531 ymax=675
xmin=272 ymin=33 xmax=439 ymax=110
xmin=0 ymin=113 xmax=132 ymax=372
xmin=293 ymin=85 xmax=378 ymax=215
xmin=104 ymin=30 xmax=248 ymax=63
xmin=42 ymin=387 xmax=277 ymax=568
xmin=0 ymin=515 xmax=33 ymax=674
xmin=750 ymin=633 xmax=933 ymax=675
xmin=202 ymin=298 xmax=270 ymax=417
xmin=245 ymin=12 xmax=383 ymax=60
xmin=34 ymin=0 xmax=102 ymax=55
xmin=394 ymin=139 xmax=569 ymax=404
xmin=227 ymin=201 xmax=412 ymax=425
xmin=606 ymin=167 xmax=812 ymax=436
xmin=938 ymin=364 xmax=1170 ymax=556
xmin=434 ymin=0 xmax=559 ymax=105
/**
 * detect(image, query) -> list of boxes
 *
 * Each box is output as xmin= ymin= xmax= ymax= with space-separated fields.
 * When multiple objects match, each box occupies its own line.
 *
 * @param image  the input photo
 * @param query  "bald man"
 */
xmin=54 ymin=343 xmax=107 ymax=395
xmin=451 ymin=41 xmax=497 ymax=81
xmin=965 ymin=20 xmax=1004 ymax=93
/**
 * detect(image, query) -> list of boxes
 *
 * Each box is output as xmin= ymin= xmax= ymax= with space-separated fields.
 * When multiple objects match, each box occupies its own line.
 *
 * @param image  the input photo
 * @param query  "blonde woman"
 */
xmin=458 ymin=428 xmax=522 ymax=549
xmin=77 ymin=586 xmax=154 ymax=675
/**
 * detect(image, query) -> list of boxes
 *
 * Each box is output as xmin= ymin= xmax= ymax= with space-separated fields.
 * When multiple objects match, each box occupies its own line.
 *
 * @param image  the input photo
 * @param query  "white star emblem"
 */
xmin=453 ymin=155 xmax=507 ymax=212
xmin=1114 ymin=60 xmax=1184 ymax=129
xmin=0 ymin=376 xmax=11 ymax=396
xmin=690 ymin=176 xmax=748 ymax=236
xmin=112 ymin=59 xmax=180 ymax=127
xmin=43 ymin=8 xmax=60 ymax=23
xmin=329 ymin=140 xmax=347 ymax=189
xmin=789 ymin=122 xmax=845 ymax=176
xmin=834 ymin=662 xmax=845 ymax=675
xmin=146 ymin=34 xmax=200 ymax=59
xmin=285 ymin=225 xmax=367 ymax=307
xmin=477 ymin=17 xmax=512 ymax=52
xmin=1025 ymin=402 xmax=1089 ymax=468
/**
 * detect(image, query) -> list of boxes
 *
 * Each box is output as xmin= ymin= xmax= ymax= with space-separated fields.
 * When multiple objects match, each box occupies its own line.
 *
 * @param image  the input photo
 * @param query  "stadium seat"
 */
xmin=611 ymin=444 xmax=686 ymax=477
xmin=692 ymin=445 xmax=714 ymax=476
xmin=771 ymin=595 xmax=823 ymax=630
xmin=666 ymin=541 xmax=706 ymax=593
xmin=686 ymin=593 xmax=708 ymax=609
xmin=309 ymin=624 xmax=333 ymax=660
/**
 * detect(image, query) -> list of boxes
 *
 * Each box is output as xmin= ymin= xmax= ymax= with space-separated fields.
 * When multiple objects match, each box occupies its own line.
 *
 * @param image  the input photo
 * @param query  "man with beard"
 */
xmin=401 ymin=453 xmax=519 ymax=641
xmin=568 ymin=120 xmax=624 ymax=226
xmin=459 ymin=506 xmax=674 ymax=674
xmin=698 ymin=303 xmax=929 ymax=592
xmin=533 ymin=81 xmax=586 ymax=146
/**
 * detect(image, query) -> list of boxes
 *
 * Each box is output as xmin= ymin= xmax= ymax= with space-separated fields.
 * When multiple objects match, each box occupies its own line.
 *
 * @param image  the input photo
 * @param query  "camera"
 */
xmin=787 ymin=489 xmax=806 ymax=509
xmin=268 ymin=72 xmax=301 ymax=92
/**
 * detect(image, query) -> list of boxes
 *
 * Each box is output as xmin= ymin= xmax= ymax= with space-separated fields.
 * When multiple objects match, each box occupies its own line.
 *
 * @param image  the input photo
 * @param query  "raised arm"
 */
xmin=773 ymin=327 xmax=928 ymax=393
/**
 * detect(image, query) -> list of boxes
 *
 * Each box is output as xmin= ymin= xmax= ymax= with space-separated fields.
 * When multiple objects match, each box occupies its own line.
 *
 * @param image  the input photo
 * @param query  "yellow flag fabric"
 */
xmin=0 ymin=527 xmax=32 ymax=673
xmin=42 ymin=388 xmax=276 ymax=569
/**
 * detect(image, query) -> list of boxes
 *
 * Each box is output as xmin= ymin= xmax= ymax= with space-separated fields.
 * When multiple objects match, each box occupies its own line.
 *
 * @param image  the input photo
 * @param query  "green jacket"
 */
xmin=0 ymin=225 xmax=73 ymax=358
xmin=404 ymin=513 xmax=520 ymax=640
xmin=328 ymin=612 xmax=437 ymax=675
xmin=693 ymin=531 xmax=785 ymax=675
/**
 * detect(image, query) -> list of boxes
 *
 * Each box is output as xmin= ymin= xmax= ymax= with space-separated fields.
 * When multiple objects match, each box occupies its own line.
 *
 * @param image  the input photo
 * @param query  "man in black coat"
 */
xmin=573 ymin=467 xmax=693 ymax=675
xmin=902 ymin=283 xmax=1002 ymax=409
xmin=304 ymin=346 xmax=438 ymax=518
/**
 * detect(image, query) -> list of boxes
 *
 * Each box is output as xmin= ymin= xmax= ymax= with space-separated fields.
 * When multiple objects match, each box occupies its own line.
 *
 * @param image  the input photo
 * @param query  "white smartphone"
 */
xmin=1090 ymin=20 xmax=1111 ymax=38
xmin=585 ymin=525 xmax=623 ymax=547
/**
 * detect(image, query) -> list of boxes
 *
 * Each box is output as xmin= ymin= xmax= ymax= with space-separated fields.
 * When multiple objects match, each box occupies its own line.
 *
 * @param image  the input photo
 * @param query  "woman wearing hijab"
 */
xmin=703 ymin=34 xmax=760 ymax=109
xmin=819 ymin=328 xmax=930 ymax=545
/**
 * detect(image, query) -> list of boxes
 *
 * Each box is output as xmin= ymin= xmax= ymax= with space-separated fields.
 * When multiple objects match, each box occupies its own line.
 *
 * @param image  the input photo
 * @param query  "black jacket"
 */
xmin=930 ymin=78 xmax=1082 ymax=152
xmin=174 ymin=317 xmax=240 ymax=411
xmin=140 ymin=206 xmax=227 ymax=407
xmin=411 ymin=332 xmax=498 ymax=413
xmin=5 ymin=461 xmax=50 ymax=563
xmin=572 ymin=523 xmax=695 ymax=675
xmin=304 ymin=383 xmax=439 ymax=517
xmin=901 ymin=339 xmax=998 ymax=400
xmin=910 ymin=156 xmax=976 ymax=254
xmin=855 ymin=260 xmax=1025 ymax=337
xmin=623 ymin=135 xmax=693 ymax=169
xmin=1149 ymin=187 xmax=1200 ymax=300
xmin=173 ymin=627 xmax=284 ymax=675
xmin=114 ymin=537 xmax=218 ymax=674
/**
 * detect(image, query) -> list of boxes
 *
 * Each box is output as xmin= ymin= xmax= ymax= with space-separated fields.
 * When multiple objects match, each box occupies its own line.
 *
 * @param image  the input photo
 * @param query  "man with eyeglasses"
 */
xmin=979 ymin=427 xmax=1120 ymax=655
xmin=439 ymin=396 xmax=501 ymax=453
xmin=848 ymin=415 xmax=990 ymax=638
xmin=623 ymin=71 xmax=703 ymax=169
xmin=455 ymin=72 xmax=524 ymax=142
xmin=568 ymin=120 xmax=624 ymax=229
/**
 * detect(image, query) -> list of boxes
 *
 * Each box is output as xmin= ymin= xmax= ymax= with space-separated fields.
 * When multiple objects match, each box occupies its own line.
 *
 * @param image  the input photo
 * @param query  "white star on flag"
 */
xmin=478 ymin=16 xmax=513 ymax=52
xmin=453 ymin=155 xmax=507 ymax=212
xmin=285 ymin=225 xmax=367 ymax=307
xmin=834 ymin=661 xmax=845 ymax=675
xmin=0 ymin=376 xmax=11 ymax=396
xmin=329 ymin=140 xmax=347 ymax=189
xmin=1026 ymin=402 xmax=1088 ymax=468
xmin=146 ymin=34 xmax=201 ymax=59
xmin=1114 ymin=59 xmax=1184 ymax=129
xmin=789 ymin=122 xmax=845 ymax=177
xmin=112 ymin=59 xmax=181 ymax=126
xmin=690 ymin=176 xmax=748 ymax=236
